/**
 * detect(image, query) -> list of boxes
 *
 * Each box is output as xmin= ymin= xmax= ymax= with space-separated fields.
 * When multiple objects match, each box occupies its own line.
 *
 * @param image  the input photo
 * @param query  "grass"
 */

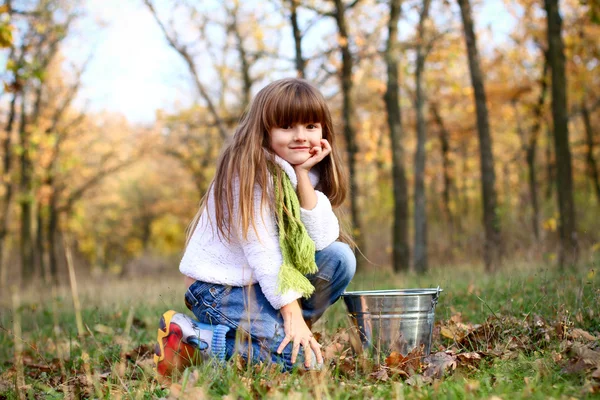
xmin=0 ymin=258 xmax=599 ymax=399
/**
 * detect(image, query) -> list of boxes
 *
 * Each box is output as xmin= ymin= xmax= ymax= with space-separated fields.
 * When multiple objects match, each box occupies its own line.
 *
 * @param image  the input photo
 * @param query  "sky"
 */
xmin=65 ymin=0 xmax=514 ymax=125
xmin=66 ymin=0 xmax=190 ymax=124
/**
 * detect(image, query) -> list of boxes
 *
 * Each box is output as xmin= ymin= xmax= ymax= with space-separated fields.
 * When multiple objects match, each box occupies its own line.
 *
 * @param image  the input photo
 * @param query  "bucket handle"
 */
xmin=431 ymin=286 xmax=442 ymax=308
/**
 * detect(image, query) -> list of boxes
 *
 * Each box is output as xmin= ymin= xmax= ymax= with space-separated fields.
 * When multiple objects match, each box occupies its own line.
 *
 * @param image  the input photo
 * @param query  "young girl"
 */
xmin=154 ymin=78 xmax=356 ymax=376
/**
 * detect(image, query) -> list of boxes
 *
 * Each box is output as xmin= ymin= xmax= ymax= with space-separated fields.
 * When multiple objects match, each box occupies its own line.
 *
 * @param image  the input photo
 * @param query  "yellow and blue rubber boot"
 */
xmin=154 ymin=310 xmax=229 ymax=377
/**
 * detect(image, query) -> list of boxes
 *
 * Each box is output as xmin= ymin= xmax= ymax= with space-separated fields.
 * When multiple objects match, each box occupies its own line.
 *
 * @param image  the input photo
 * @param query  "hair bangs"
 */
xmin=263 ymin=82 xmax=328 ymax=130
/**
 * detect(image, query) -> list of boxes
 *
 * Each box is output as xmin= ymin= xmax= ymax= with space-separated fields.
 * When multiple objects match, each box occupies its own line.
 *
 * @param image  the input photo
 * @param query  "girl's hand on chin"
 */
xmin=294 ymin=139 xmax=331 ymax=172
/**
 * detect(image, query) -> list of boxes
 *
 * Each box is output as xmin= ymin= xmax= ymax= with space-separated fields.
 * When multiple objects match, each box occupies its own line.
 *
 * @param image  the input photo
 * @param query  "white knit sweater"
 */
xmin=179 ymin=155 xmax=340 ymax=310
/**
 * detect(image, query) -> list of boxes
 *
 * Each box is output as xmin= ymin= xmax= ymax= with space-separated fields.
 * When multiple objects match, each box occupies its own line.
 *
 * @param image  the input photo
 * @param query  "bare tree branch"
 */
xmin=144 ymin=0 xmax=229 ymax=141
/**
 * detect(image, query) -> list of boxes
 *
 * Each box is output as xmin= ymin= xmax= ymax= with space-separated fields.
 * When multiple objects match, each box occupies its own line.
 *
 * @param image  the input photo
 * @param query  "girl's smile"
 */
xmin=269 ymin=123 xmax=323 ymax=165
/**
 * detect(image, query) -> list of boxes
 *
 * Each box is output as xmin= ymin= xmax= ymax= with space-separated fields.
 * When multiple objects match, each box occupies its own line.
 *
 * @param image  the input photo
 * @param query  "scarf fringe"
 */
xmin=270 ymin=162 xmax=318 ymax=298
xmin=277 ymin=263 xmax=315 ymax=298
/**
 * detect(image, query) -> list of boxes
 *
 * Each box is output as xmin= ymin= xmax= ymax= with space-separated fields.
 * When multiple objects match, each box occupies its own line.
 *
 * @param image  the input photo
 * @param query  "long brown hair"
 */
xmin=186 ymin=78 xmax=353 ymax=247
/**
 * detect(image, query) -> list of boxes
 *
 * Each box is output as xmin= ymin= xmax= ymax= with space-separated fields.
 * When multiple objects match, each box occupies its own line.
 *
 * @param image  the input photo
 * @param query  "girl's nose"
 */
xmin=293 ymin=126 xmax=307 ymax=141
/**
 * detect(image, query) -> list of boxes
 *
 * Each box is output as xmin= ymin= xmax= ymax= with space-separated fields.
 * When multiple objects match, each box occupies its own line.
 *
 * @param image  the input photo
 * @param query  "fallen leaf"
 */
xmin=336 ymin=356 xmax=355 ymax=377
xmin=323 ymin=342 xmax=344 ymax=360
xmin=441 ymin=326 xmax=462 ymax=341
xmin=235 ymin=354 xmax=247 ymax=372
xmin=369 ymin=366 xmax=390 ymax=382
xmin=168 ymin=383 xmax=207 ymax=400
xmin=423 ymin=352 xmax=457 ymax=379
xmin=385 ymin=345 xmax=423 ymax=375
xmin=464 ymin=379 xmax=480 ymax=392
xmin=562 ymin=343 xmax=600 ymax=374
xmin=405 ymin=374 xmax=432 ymax=387
xmin=450 ymin=313 xmax=463 ymax=323
xmin=240 ymin=376 xmax=253 ymax=390
xmin=125 ymin=344 xmax=154 ymax=361
xmin=169 ymin=370 xmax=206 ymax=400
xmin=456 ymin=352 xmax=482 ymax=367
xmin=570 ymin=329 xmax=597 ymax=342
xmin=93 ymin=324 xmax=114 ymax=335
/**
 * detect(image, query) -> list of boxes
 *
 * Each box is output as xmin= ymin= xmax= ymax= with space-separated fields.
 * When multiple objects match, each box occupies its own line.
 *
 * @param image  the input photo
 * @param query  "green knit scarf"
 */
xmin=269 ymin=162 xmax=318 ymax=298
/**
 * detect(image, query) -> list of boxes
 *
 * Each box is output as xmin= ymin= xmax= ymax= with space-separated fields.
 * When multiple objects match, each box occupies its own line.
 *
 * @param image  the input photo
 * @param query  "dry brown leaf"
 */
xmin=562 ymin=358 xmax=589 ymax=374
xmin=456 ymin=351 xmax=483 ymax=367
xmin=441 ymin=326 xmax=463 ymax=341
xmin=125 ymin=343 xmax=153 ymax=361
xmin=168 ymin=383 xmax=207 ymax=400
xmin=369 ymin=366 xmax=390 ymax=382
xmin=562 ymin=343 xmax=600 ymax=375
xmin=93 ymin=324 xmax=114 ymax=335
xmin=385 ymin=345 xmax=423 ymax=375
xmin=336 ymin=356 xmax=355 ymax=377
xmin=135 ymin=357 xmax=155 ymax=375
xmin=423 ymin=352 xmax=457 ymax=379
xmin=234 ymin=354 xmax=247 ymax=372
xmin=405 ymin=374 xmax=432 ymax=387
xmin=572 ymin=344 xmax=600 ymax=365
xmin=570 ymin=328 xmax=598 ymax=342
xmin=450 ymin=313 xmax=463 ymax=323
xmin=323 ymin=342 xmax=344 ymax=360
xmin=464 ymin=379 xmax=480 ymax=392
xmin=552 ymin=352 xmax=562 ymax=362
xmin=169 ymin=370 xmax=206 ymax=400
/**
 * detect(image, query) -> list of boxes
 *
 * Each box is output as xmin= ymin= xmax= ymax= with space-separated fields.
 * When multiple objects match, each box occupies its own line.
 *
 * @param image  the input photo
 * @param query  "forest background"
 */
xmin=0 ymin=0 xmax=598 ymax=289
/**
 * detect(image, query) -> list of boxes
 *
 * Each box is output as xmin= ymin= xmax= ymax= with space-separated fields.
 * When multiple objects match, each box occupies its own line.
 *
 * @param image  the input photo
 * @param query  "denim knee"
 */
xmin=316 ymin=241 xmax=356 ymax=287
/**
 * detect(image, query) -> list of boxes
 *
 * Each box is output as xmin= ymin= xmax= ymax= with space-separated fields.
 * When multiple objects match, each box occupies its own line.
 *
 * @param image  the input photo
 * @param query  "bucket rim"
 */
xmin=342 ymin=287 xmax=443 ymax=297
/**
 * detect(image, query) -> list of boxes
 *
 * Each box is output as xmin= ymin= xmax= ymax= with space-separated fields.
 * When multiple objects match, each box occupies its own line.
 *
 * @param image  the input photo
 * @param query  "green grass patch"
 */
xmin=1 ymin=260 xmax=599 ymax=399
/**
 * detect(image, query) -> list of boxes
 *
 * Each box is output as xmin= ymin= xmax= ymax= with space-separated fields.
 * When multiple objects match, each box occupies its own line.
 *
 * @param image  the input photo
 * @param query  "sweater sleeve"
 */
xmin=300 ymin=190 xmax=340 ymax=250
xmin=232 ymin=178 xmax=303 ymax=310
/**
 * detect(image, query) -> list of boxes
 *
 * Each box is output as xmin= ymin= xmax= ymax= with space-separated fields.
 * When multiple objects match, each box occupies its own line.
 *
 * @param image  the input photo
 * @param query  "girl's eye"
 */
xmin=282 ymin=125 xmax=292 ymax=130
xmin=307 ymin=124 xmax=319 ymax=129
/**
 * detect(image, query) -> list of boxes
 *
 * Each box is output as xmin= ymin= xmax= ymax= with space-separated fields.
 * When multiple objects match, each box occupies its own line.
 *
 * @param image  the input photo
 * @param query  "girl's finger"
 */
xmin=291 ymin=341 xmax=301 ymax=363
xmin=277 ymin=335 xmax=291 ymax=354
xmin=311 ymin=338 xmax=324 ymax=365
xmin=303 ymin=339 xmax=312 ymax=367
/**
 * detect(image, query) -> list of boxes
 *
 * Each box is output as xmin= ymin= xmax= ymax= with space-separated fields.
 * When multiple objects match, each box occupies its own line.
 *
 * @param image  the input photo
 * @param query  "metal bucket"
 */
xmin=342 ymin=287 xmax=442 ymax=358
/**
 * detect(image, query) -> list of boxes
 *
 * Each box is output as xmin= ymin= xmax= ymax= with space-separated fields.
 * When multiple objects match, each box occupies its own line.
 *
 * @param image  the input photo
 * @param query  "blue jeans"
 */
xmin=184 ymin=241 xmax=356 ymax=371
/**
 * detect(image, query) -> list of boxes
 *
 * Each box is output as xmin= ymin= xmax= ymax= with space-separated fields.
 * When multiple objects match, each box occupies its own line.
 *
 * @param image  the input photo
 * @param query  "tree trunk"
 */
xmin=431 ymin=102 xmax=454 ymax=234
xmin=48 ymin=190 xmax=59 ymax=283
xmin=526 ymin=141 xmax=540 ymax=239
xmin=289 ymin=0 xmax=305 ymax=78
xmin=545 ymin=125 xmax=554 ymax=201
xmin=333 ymin=0 xmax=365 ymax=261
xmin=384 ymin=0 xmax=410 ymax=272
xmin=457 ymin=0 xmax=502 ymax=272
xmin=35 ymin=206 xmax=48 ymax=281
xmin=525 ymin=58 xmax=549 ymax=240
xmin=458 ymin=144 xmax=469 ymax=234
xmin=544 ymin=0 xmax=578 ymax=267
xmin=413 ymin=0 xmax=431 ymax=274
xmin=502 ymin=162 xmax=511 ymax=207
xmin=18 ymin=92 xmax=34 ymax=281
xmin=0 ymin=90 xmax=18 ymax=288
xmin=582 ymin=100 xmax=600 ymax=203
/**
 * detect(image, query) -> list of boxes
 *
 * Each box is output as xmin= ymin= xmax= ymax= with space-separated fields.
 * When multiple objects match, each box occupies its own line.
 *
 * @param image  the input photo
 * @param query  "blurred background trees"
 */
xmin=0 ymin=0 xmax=598 ymax=288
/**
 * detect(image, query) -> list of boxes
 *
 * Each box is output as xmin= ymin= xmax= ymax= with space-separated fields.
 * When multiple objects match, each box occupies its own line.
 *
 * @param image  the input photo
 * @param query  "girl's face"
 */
xmin=269 ymin=122 xmax=323 ymax=166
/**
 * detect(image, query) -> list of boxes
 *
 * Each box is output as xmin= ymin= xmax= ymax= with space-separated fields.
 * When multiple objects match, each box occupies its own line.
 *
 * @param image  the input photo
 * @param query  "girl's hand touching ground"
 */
xmin=277 ymin=300 xmax=323 ymax=368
